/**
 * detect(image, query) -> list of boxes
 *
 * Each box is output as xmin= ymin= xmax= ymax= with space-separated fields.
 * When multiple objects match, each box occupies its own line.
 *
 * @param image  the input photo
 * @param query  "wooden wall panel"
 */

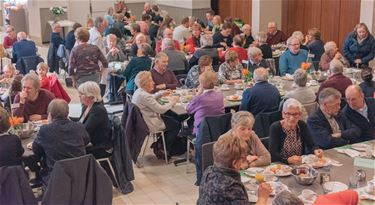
xmin=218 ymin=0 xmax=252 ymax=24
xmin=282 ymin=0 xmax=360 ymax=51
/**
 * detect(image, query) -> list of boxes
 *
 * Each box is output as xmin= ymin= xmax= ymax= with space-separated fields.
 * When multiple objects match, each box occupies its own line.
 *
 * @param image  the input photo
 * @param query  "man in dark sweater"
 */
xmin=307 ymin=88 xmax=361 ymax=149
xmin=31 ymin=99 xmax=89 ymax=188
xmin=150 ymin=52 xmax=180 ymax=93
xmin=343 ymin=85 xmax=375 ymax=141
xmin=13 ymin=74 xmax=55 ymax=122
xmin=212 ymin=22 xmax=233 ymax=48
xmin=240 ymin=67 xmax=280 ymax=116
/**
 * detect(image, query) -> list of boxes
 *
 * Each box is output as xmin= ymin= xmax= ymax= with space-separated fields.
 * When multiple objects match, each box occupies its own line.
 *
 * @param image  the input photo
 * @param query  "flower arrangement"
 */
xmin=234 ymin=18 xmax=244 ymax=28
xmin=50 ymin=7 xmax=66 ymax=19
xmin=242 ymin=69 xmax=252 ymax=82
xmin=301 ymin=62 xmax=312 ymax=71
xmin=9 ymin=116 xmax=22 ymax=135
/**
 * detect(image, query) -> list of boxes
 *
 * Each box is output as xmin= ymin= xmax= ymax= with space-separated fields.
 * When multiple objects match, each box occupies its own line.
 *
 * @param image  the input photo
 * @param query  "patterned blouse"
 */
xmin=185 ymin=65 xmax=200 ymax=88
xmin=218 ymin=62 xmax=243 ymax=84
xmin=281 ymin=125 xmax=302 ymax=158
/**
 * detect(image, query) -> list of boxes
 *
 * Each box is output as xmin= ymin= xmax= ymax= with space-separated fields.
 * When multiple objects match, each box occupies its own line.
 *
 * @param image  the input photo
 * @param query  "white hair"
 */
xmin=248 ymin=47 xmax=263 ymax=59
xmin=329 ymin=59 xmax=344 ymax=74
xmin=282 ymin=98 xmax=303 ymax=112
xmin=324 ymin=41 xmax=337 ymax=53
xmin=78 ymin=81 xmax=102 ymax=102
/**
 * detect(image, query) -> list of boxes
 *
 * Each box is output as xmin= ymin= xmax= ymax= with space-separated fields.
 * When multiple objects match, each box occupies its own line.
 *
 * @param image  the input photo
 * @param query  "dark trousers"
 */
xmin=161 ymin=115 xmax=181 ymax=153
xmin=107 ymin=75 xmax=125 ymax=102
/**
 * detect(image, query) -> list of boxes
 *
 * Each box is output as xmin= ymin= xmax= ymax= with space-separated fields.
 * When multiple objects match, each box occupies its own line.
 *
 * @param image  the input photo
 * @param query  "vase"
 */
xmin=54 ymin=15 xmax=60 ymax=22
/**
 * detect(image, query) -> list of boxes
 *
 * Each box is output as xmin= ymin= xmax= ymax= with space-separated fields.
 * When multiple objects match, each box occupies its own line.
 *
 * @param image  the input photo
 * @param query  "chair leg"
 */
xmin=160 ymin=132 xmax=168 ymax=164
xmin=106 ymin=158 xmax=119 ymax=187
xmin=141 ymin=134 xmax=150 ymax=158
xmin=186 ymin=138 xmax=190 ymax=173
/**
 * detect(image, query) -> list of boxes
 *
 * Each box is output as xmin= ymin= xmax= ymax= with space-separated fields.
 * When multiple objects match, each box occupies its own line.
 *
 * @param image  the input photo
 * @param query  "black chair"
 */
xmin=202 ymin=141 xmax=215 ymax=173
xmin=15 ymin=55 xmax=44 ymax=75
xmin=260 ymin=137 xmax=269 ymax=150
xmin=253 ymin=110 xmax=282 ymax=139
xmin=176 ymin=74 xmax=188 ymax=86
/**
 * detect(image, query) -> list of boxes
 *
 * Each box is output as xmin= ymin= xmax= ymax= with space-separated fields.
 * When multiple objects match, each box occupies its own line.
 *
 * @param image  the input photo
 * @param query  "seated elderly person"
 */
xmin=0 ymin=64 xmax=16 ymax=86
xmin=307 ymin=88 xmax=361 ymax=149
xmin=305 ymin=28 xmax=324 ymax=61
xmin=197 ymin=133 xmax=272 ymax=205
xmin=36 ymin=63 xmax=70 ymax=103
xmin=319 ymin=41 xmax=348 ymax=71
xmin=343 ymin=85 xmax=375 ymax=141
xmin=13 ymin=74 xmax=55 ymax=122
xmin=359 ymin=67 xmax=375 ymax=97
xmin=12 ymin=31 xmax=37 ymax=64
xmin=292 ymin=31 xmax=309 ymax=51
xmin=285 ymin=69 xmax=316 ymax=104
xmin=218 ymin=50 xmax=243 ymax=84
xmin=31 ymin=99 xmax=89 ymax=187
xmin=212 ymin=22 xmax=233 ymax=49
xmin=279 ymin=36 xmax=314 ymax=76
xmin=247 ymin=46 xmax=270 ymax=74
xmin=269 ymin=98 xmax=324 ymax=165
xmin=132 ymin=71 xmax=181 ymax=158
xmin=129 ymin=33 xmax=147 ymax=57
xmin=266 ymin=21 xmax=288 ymax=45
xmin=161 ymin=38 xmax=188 ymax=75
xmin=185 ymin=23 xmax=202 ymax=54
xmin=76 ymin=81 xmax=111 ymax=155
xmin=0 ymin=107 xmax=24 ymax=167
xmin=155 ymin=28 xmax=181 ymax=54
xmin=224 ymin=111 xmax=271 ymax=167
xmin=151 ymin=52 xmax=180 ymax=92
xmin=318 ymin=59 xmax=352 ymax=97
xmin=185 ymin=55 xmax=213 ymax=88
xmin=189 ymin=34 xmax=220 ymax=69
xmin=187 ymin=71 xmax=224 ymax=135
xmin=120 ymin=43 xmax=152 ymax=95
xmin=240 ymin=67 xmax=280 ymax=116
xmin=222 ymin=35 xmax=248 ymax=62
xmin=254 ymin=31 xmax=272 ymax=59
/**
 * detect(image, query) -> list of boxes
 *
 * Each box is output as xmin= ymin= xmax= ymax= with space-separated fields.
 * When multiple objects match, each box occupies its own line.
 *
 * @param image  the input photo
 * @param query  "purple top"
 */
xmin=186 ymin=90 xmax=225 ymax=134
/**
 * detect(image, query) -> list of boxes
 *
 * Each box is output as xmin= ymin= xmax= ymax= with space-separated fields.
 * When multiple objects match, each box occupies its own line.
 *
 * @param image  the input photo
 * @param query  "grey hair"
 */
xmin=135 ymin=33 xmax=146 ymax=42
xmin=293 ymin=69 xmax=307 ymax=87
xmin=48 ymin=99 xmax=69 ymax=119
xmin=107 ymin=34 xmax=117 ymax=41
xmin=282 ymin=98 xmax=303 ymax=112
xmin=138 ymin=43 xmax=152 ymax=56
xmin=161 ymin=38 xmax=175 ymax=51
xmin=329 ymin=59 xmax=344 ymax=74
xmin=155 ymin=52 xmax=168 ymax=61
xmin=253 ymin=67 xmax=268 ymax=82
xmin=231 ymin=111 xmax=255 ymax=128
xmin=324 ymin=41 xmax=337 ymax=53
xmin=255 ymin=31 xmax=267 ymax=44
xmin=292 ymin=31 xmax=304 ymax=43
xmin=134 ymin=71 xmax=152 ymax=88
xmin=248 ymin=47 xmax=263 ymax=59
xmin=287 ymin=36 xmax=300 ymax=46
xmin=78 ymin=81 xmax=102 ymax=102
xmin=200 ymin=34 xmax=213 ymax=47
xmin=318 ymin=87 xmax=342 ymax=105
xmin=272 ymin=191 xmax=304 ymax=205
xmin=22 ymin=73 xmax=40 ymax=90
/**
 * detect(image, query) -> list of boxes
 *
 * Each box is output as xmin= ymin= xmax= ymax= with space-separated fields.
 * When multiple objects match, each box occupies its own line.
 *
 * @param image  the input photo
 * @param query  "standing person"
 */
xmin=49 ymin=22 xmax=65 ymax=73
xmin=68 ymin=27 xmax=108 ymax=88
xmin=266 ymin=21 xmax=288 ymax=45
xmin=173 ymin=17 xmax=191 ymax=44
xmin=50 ymin=22 xmax=64 ymax=48
xmin=343 ymin=23 xmax=375 ymax=67
xmin=3 ymin=25 xmax=17 ymax=49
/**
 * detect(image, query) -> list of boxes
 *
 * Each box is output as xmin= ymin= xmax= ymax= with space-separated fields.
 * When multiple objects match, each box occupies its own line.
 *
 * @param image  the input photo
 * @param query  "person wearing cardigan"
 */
xmin=269 ymin=98 xmax=323 ymax=165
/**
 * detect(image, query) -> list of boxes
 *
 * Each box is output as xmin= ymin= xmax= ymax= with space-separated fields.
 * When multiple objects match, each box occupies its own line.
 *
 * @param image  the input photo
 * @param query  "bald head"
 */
xmin=253 ymin=67 xmax=269 ymax=82
xmin=267 ymin=22 xmax=277 ymax=35
xmin=17 ymin=32 xmax=27 ymax=41
xmin=163 ymin=28 xmax=173 ymax=39
xmin=345 ymin=85 xmax=365 ymax=110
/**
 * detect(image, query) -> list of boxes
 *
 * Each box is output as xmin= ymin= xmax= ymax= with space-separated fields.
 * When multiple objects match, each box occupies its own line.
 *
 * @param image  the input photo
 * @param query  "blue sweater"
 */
xmin=279 ymin=49 xmax=310 ymax=76
xmin=240 ymin=81 xmax=280 ymax=116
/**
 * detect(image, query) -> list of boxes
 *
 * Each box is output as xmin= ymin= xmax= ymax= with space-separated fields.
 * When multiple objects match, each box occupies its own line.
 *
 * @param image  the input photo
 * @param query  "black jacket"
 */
xmin=0 ymin=133 xmax=24 ymax=167
xmin=42 ymin=155 xmax=112 ymax=205
xmin=307 ymin=108 xmax=361 ymax=149
xmin=112 ymin=114 xmax=135 ymax=194
xmin=212 ymin=32 xmax=232 ymax=48
xmin=0 ymin=166 xmax=37 ymax=205
xmin=343 ymin=98 xmax=375 ymax=141
xmin=195 ymin=113 xmax=232 ymax=185
xmin=47 ymin=42 xmax=59 ymax=73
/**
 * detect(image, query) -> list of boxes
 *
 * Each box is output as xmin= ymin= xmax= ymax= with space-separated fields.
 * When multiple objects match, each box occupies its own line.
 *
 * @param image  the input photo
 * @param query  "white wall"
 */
xmin=360 ymin=0 xmax=375 ymax=33
xmin=252 ymin=0 xmax=282 ymax=35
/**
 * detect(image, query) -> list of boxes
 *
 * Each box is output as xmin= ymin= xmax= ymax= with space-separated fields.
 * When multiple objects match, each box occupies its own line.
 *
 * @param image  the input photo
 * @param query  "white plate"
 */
xmin=244 ymin=167 xmax=265 ymax=177
xmin=351 ymin=143 xmax=368 ymax=152
xmin=323 ymin=181 xmax=348 ymax=193
xmin=298 ymin=194 xmax=317 ymax=205
xmin=302 ymin=155 xmax=331 ymax=168
xmin=220 ymin=86 xmax=230 ymax=91
xmin=265 ymin=164 xmax=292 ymax=177
xmin=226 ymin=95 xmax=242 ymax=101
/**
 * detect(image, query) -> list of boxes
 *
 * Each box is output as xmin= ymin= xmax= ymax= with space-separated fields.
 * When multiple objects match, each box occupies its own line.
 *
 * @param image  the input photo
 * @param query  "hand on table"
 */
xmin=314 ymin=149 xmax=324 ymax=158
xmin=287 ymin=155 xmax=302 ymax=165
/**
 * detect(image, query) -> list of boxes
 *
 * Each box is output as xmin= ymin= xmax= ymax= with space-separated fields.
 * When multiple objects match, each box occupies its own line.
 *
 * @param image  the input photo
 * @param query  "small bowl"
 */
xmin=292 ymin=166 xmax=318 ymax=185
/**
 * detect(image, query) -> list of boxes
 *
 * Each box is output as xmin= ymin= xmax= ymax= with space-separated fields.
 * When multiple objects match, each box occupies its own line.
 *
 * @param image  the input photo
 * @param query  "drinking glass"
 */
xmin=348 ymin=174 xmax=359 ymax=189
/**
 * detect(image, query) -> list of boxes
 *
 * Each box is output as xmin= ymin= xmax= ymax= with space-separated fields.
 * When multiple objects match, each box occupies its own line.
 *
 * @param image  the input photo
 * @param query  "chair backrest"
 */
xmin=17 ymin=55 xmax=44 ymax=75
xmin=202 ymin=141 xmax=215 ymax=172
xmin=253 ymin=110 xmax=282 ymax=138
xmin=303 ymin=102 xmax=317 ymax=117
xmin=265 ymin=58 xmax=276 ymax=75
xmin=176 ymin=74 xmax=187 ymax=86
xmin=260 ymin=137 xmax=269 ymax=150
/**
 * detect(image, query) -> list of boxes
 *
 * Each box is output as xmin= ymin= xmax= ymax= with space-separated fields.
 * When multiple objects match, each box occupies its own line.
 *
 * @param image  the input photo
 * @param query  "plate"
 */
xmin=267 ymin=181 xmax=289 ymax=196
xmin=265 ymin=164 xmax=292 ymax=177
xmin=298 ymin=194 xmax=317 ymax=205
xmin=302 ymin=155 xmax=331 ymax=168
xmin=220 ymin=86 xmax=230 ymax=91
xmin=323 ymin=181 xmax=348 ymax=193
xmin=226 ymin=95 xmax=242 ymax=101
xmin=244 ymin=167 xmax=265 ymax=177
xmin=351 ymin=143 xmax=368 ymax=152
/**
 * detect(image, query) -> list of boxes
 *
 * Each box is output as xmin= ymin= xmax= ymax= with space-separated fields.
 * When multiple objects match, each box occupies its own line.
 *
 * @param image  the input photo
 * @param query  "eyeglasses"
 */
xmin=284 ymin=112 xmax=301 ymax=118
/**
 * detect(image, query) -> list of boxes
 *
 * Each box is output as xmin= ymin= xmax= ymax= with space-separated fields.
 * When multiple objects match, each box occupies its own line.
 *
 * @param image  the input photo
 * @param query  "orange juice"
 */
xmin=255 ymin=172 xmax=264 ymax=183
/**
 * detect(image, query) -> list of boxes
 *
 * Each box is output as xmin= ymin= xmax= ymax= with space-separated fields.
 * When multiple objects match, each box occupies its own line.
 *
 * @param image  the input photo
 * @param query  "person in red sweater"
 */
xmin=3 ymin=26 xmax=17 ymax=49
xmin=185 ymin=23 xmax=202 ymax=54
xmin=220 ymin=35 xmax=248 ymax=63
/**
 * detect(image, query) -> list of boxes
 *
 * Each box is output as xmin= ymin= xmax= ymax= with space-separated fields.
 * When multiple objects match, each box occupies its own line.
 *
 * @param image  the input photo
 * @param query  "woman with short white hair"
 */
xmin=132 ymin=71 xmax=181 ymax=158
xmin=285 ymin=69 xmax=316 ymax=104
xmin=319 ymin=41 xmax=348 ymax=71
xmin=269 ymin=98 xmax=323 ymax=165
xmin=77 ymin=81 xmax=111 ymax=155
xmin=254 ymin=31 xmax=272 ymax=59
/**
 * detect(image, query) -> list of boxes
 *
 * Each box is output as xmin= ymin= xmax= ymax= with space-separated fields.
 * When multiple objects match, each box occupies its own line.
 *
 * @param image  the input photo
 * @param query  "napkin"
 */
xmin=330 ymin=159 xmax=343 ymax=167
xmin=344 ymin=149 xmax=360 ymax=158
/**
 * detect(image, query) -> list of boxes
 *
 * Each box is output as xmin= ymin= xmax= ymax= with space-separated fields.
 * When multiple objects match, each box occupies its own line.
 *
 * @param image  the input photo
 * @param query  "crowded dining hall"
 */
xmin=0 ymin=0 xmax=374 ymax=204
